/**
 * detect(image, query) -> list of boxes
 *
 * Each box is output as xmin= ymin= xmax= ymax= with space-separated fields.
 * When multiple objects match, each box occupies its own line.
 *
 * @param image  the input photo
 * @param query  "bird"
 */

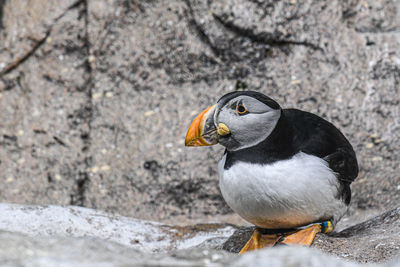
xmin=185 ymin=91 xmax=358 ymax=253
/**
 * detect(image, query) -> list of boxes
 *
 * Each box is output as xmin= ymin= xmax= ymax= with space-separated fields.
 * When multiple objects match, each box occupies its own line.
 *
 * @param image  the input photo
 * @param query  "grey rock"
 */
xmin=85 ymin=0 xmax=230 ymax=219
xmin=231 ymin=247 xmax=363 ymax=267
xmin=82 ymin=0 xmax=400 ymax=221
xmin=0 ymin=0 xmax=91 ymax=206
xmin=314 ymin=207 xmax=400 ymax=263
xmin=0 ymin=231 xmax=231 ymax=267
xmin=0 ymin=1 xmax=399 ymax=262
xmin=0 ymin=204 xmax=237 ymax=252
xmin=344 ymin=0 xmax=400 ymax=33
xmin=0 ymin=230 xmax=371 ymax=267
xmin=0 ymin=0 xmax=79 ymax=74
xmin=1 ymin=204 xmax=399 ymax=266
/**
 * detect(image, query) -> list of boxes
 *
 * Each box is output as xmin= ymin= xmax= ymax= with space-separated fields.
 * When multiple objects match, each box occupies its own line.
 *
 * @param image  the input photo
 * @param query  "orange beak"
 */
xmin=185 ymin=105 xmax=218 ymax=146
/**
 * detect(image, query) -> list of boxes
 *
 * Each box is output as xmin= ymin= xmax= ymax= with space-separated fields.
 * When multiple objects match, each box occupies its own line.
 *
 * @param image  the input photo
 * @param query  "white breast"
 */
xmin=218 ymin=152 xmax=347 ymax=229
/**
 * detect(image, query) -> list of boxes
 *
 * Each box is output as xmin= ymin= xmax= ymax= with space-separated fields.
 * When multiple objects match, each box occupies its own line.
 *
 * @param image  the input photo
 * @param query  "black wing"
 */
xmin=284 ymin=109 xmax=359 ymax=204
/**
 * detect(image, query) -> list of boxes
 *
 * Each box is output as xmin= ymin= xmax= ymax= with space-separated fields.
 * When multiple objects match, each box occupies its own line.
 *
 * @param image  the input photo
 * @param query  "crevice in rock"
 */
xmin=0 ymin=31 xmax=50 ymax=76
xmin=0 ymin=0 xmax=84 ymax=77
xmin=53 ymin=136 xmax=68 ymax=147
xmin=65 ymin=0 xmax=84 ymax=13
xmin=0 ymin=0 xmax=5 ymax=29
xmin=183 ymin=2 xmax=323 ymax=60
xmin=184 ymin=0 xmax=223 ymax=57
xmin=212 ymin=13 xmax=323 ymax=52
xmin=0 ymin=0 xmax=92 ymax=206
xmin=70 ymin=172 xmax=90 ymax=206
xmin=70 ymin=0 xmax=94 ymax=207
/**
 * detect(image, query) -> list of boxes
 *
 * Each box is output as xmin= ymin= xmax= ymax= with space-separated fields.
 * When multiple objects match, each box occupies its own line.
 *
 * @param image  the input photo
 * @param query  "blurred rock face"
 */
xmin=0 ymin=0 xmax=399 ymax=223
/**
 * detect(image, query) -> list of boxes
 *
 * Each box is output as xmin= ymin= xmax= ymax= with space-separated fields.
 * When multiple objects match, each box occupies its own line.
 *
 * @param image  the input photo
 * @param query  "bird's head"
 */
xmin=185 ymin=91 xmax=281 ymax=151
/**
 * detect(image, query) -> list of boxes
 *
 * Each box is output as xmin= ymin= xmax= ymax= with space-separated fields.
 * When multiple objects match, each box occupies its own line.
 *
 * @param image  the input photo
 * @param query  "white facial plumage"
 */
xmin=216 ymin=96 xmax=281 ymax=151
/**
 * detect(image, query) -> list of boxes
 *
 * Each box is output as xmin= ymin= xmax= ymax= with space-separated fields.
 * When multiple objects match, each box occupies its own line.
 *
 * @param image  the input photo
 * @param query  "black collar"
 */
xmin=224 ymin=112 xmax=297 ymax=169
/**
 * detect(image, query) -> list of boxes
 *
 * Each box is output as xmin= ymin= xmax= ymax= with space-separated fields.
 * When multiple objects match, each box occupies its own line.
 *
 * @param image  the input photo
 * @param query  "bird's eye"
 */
xmin=236 ymin=104 xmax=248 ymax=115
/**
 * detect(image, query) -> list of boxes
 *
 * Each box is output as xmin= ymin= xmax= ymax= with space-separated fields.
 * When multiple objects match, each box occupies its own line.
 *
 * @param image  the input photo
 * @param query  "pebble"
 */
xmin=92 ymin=92 xmax=102 ymax=100
xmin=366 ymin=143 xmax=374 ymax=148
xmin=165 ymin=143 xmax=173 ymax=148
xmin=145 ymin=110 xmax=155 ymax=117
xmin=290 ymin=80 xmax=301 ymax=85
xmin=88 ymin=55 xmax=96 ymax=63
xmin=372 ymin=156 xmax=383 ymax=162
xmin=101 ymin=165 xmax=110 ymax=172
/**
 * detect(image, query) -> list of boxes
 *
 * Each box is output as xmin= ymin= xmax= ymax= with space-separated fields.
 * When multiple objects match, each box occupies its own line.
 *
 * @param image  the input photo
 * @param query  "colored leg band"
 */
xmin=320 ymin=221 xmax=333 ymax=234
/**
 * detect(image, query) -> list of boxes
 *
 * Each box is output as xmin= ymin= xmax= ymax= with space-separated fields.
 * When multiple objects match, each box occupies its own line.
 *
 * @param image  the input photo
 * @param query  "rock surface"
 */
xmin=0 ymin=204 xmax=399 ymax=266
xmin=1 ymin=0 xmax=399 ymax=223
xmin=0 ymin=230 xmax=369 ymax=267
xmin=0 ymin=0 xmax=400 ymax=263
xmin=0 ymin=203 xmax=236 ymax=252
xmin=0 ymin=0 xmax=91 ymax=207
xmin=0 ymin=231 xmax=232 ymax=267
xmin=314 ymin=207 xmax=400 ymax=263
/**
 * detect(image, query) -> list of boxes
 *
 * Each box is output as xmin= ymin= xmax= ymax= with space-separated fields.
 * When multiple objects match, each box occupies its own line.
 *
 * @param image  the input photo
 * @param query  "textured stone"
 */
xmin=0 ymin=0 xmax=78 ymax=74
xmin=345 ymin=0 xmax=400 ymax=33
xmin=0 ymin=204 xmax=399 ymax=265
xmin=315 ymin=207 xmax=400 ymax=263
xmin=0 ymin=1 xmax=91 ymax=205
xmin=0 ymin=231 xmax=232 ymax=267
xmin=85 ymin=0 xmax=230 ymax=219
xmin=0 ymin=204 xmax=237 ymax=252
xmin=1 ymin=230 xmax=375 ymax=267
xmin=82 ymin=0 xmax=400 ymax=220
xmin=0 ymin=0 xmax=399 ymax=237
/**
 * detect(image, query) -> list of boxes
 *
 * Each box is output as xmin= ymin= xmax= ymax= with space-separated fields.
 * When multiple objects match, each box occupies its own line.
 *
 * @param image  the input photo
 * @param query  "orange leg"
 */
xmin=239 ymin=228 xmax=282 ymax=254
xmin=239 ymin=221 xmax=334 ymax=254
xmin=280 ymin=224 xmax=321 ymax=246
xmin=277 ymin=221 xmax=333 ymax=246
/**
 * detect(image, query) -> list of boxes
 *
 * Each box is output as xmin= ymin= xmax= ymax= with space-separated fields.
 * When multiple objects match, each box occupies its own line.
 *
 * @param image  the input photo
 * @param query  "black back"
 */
xmin=224 ymin=108 xmax=359 ymax=205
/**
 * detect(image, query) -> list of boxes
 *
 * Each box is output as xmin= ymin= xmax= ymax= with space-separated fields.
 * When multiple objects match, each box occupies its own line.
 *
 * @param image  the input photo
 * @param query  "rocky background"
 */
xmin=0 ymin=0 xmax=400 ymax=264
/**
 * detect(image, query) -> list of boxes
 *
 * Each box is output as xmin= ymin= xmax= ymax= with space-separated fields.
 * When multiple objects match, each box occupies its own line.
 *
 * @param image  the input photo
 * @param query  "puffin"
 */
xmin=185 ymin=91 xmax=358 ymax=253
